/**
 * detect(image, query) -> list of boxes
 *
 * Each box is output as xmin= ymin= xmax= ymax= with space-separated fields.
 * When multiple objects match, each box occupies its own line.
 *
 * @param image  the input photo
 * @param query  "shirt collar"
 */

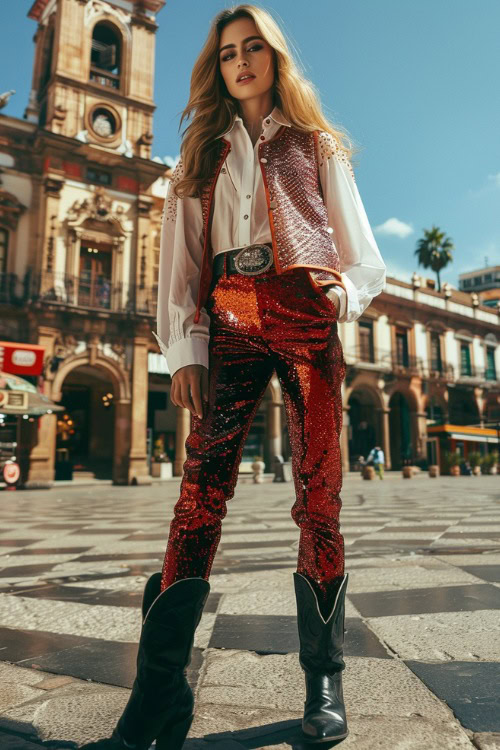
xmin=216 ymin=106 xmax=291 ymax=139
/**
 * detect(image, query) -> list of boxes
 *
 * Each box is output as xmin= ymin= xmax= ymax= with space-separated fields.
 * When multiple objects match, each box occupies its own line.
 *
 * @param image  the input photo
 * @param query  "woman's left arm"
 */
xmin=317 ymin=131 xmax=386 ymax=323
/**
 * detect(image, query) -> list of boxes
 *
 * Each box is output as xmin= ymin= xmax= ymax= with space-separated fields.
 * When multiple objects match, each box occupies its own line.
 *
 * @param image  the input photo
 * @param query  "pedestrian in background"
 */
xmin=367 ymin=445 xmax=385 ymax=479
xmin=82 ymin=5 xmax=385 ymax=749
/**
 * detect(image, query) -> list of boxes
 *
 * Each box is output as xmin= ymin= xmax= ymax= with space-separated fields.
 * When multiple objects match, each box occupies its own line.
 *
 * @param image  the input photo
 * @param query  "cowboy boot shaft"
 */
xmin=136 ymin=579 xmax=210 ymax=679
xmin=293 ymin=573 xmax=347 ymax=674
xmin=114 ymin=575 xmax=210 ymax=750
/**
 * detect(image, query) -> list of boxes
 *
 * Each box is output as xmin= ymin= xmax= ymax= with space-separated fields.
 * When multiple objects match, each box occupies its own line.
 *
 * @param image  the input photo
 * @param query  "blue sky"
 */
xmin=2 ymin=0 xmax=499 ymax=286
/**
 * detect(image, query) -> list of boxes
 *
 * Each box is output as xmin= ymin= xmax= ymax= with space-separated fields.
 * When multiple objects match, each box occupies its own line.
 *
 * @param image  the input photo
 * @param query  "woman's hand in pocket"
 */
xmin=171 ymin=364 xmax=209 ymax=419
xmin=323 ymin=286 xmax=341 ymax=314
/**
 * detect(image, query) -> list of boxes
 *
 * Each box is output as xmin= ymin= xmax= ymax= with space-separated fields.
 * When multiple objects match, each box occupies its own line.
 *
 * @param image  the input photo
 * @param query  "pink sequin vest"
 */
xmin=194 ymin=126 xmax=342 ymax=324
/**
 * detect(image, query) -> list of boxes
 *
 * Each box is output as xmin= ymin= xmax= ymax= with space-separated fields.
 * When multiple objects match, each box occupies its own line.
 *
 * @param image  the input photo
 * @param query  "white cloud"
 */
xmin=151 ymin=154 xmax=181 ymax=168
xmin=487 ymin=172 xmax=500 ymax=188
xmin=373 ymin=218 xmax=414 ymax=238
xmin=467 ymin=173 xmax=500 ymax=198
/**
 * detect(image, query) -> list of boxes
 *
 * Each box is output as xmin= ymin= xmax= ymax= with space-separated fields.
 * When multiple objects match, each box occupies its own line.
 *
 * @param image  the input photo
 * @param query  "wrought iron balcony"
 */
xmin=0 ymin=272 xmax=158 ymax=317
xmin=89 ymin=67 xmax=120 ymax=90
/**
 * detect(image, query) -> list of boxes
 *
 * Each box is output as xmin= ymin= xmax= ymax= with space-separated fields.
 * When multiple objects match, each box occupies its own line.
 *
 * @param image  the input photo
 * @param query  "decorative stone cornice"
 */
xmin=137 ymin=195 xmax=153 ymax=216
xmin=67 ymin=186 xmax=127 ymax=235
xmin=0 ymin=190 xmax=26 ymax=230
xmin=43 ymin=174 xmax=64 ymax=196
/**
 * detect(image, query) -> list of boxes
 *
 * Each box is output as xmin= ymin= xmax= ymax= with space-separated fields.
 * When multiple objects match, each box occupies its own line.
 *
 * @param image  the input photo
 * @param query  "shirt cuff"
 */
xmin=325 ymin=286 xmax=347 ymax=318
xmin=152 ymin=331 xmax=209 ymax=378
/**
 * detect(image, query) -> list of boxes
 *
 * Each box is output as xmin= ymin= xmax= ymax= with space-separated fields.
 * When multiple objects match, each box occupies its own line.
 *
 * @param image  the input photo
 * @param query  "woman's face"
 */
xmin=219 ymin=17 xmax=275 ymax=104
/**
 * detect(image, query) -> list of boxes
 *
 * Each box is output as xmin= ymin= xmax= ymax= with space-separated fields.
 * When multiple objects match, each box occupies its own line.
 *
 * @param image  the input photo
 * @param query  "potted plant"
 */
xmin=151 ymin=438 xmax=173 ymax=479
xmin=481 ymin=451 xmax=498 ymax=475
xmin=468 ymin=451 xmax=482 ymax=476
xmin=362 ymin=464 xmax=376 ymax=480
xmin=443 ymin=450 xmax=461 ymax=476
xmin=428 ymin=464 xmax=440 ymax=478
xmin=251 ymin=455 xmax=266 ymax=484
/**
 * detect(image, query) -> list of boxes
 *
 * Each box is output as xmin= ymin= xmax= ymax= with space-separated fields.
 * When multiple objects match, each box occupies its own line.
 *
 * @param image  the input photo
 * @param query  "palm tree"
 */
xmin=414 ymin=226 xmax=454 ymax=292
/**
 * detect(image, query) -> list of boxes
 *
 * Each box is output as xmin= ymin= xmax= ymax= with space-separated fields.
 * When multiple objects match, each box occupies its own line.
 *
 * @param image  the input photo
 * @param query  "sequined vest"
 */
xmin=193 ymin=126 xmax=342 ymax=324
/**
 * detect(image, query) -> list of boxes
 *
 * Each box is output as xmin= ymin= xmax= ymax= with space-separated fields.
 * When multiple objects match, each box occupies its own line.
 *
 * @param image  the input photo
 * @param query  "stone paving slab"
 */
xmin=473 ymin=734 xmax=500 ymax=750
xmin=367 ymin=610 xmax=500 ymax=660
xmin=0 ymin=476 xmax=499 ymax=748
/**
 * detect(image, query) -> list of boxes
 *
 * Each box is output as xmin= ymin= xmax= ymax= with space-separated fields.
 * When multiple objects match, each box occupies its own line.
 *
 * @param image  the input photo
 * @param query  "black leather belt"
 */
xmin=212 ymin=243 xmax=274 ymax=280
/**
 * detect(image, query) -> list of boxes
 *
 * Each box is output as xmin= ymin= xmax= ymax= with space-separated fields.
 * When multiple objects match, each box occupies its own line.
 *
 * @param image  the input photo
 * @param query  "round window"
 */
xmin=92 ymin=108 xmax=116 ymax=138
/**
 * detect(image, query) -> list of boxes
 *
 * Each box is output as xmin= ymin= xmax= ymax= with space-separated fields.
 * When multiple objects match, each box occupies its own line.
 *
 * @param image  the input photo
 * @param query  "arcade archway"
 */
xmin=57 ymin=365 xmax=115 ymax=479
xmin=347 ymin=388 xmax=381 ymax=466
xmin=389 ymin=391 xmax=412 ymax=469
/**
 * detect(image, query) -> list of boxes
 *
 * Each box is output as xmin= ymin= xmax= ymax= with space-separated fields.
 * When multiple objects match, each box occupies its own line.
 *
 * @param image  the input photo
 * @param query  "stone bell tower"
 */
xmin=25 ymin=0 xmax=165 ymax=159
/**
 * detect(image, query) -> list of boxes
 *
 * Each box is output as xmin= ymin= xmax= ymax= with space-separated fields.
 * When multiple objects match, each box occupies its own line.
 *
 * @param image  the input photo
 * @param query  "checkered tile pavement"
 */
xmin=0 ymin=476 xmax=499 ymax=748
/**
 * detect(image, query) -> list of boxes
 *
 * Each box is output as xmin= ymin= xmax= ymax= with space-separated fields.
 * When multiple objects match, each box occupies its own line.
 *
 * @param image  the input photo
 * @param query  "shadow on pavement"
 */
xmin=199 ymin=718 xmax=348 ymax=749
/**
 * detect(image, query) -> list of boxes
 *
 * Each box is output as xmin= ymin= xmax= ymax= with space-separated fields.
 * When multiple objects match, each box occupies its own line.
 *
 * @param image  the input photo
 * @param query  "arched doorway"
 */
xmin=389 ymin=391 xmax=412 ymax=469
xmin=56 ymin=365 xmax=116 ymax=479
xmin=347 ymin=389 xmax=379 ymax=466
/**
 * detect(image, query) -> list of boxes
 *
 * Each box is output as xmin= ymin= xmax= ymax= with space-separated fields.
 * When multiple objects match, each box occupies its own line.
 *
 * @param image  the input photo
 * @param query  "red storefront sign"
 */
xmin=0 ymin=342 xmax=45 ymax=376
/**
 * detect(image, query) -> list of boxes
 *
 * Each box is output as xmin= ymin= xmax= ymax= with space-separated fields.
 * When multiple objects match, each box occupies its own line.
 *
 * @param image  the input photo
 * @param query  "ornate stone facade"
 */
xmin=0 ymin=0 xmax=166 ymax=485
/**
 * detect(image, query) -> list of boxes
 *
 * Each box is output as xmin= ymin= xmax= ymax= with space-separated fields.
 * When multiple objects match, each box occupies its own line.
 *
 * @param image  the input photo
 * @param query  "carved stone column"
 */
xmin=112 ymin=237 xmax=125 ymax=311
xmin=128 ymin=333 xmax=152 ymax=484
xmin=474 ymin=387 xmax=485 ymax=427
xmin=380 ymin=407 xmax=392 ymax=471
xmin=174 ymin=407 xmax=191 ymax=476
xmin=24 ymin=327 xmax=59 ymax=487
xmin=114 ymin=399 xmax=131 ymax=485
xmin=267 ymin=401 xmax=282 ymax=460
xmin=415 ymin=411 xmax=428 ymax=462
xmin=40 ymin=170 xmax=64 ymax=293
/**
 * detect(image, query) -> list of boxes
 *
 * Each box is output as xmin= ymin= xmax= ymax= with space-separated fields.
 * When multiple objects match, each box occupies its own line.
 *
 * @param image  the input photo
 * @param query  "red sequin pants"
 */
xmin=160 ymin=262 xmax=346 ymax=601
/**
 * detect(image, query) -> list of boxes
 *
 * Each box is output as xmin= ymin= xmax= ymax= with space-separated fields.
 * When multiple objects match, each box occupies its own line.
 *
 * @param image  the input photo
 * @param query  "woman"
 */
xmin=84 ymin=4 xmax=385 ymax=749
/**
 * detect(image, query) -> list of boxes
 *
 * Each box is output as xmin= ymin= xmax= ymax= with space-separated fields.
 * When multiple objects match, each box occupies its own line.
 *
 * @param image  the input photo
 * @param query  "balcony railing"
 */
xmin=345 ymin=347 xmax=426 ymax=376
xmin=344 ymin=346 xmax=496 ymax=384
xmin=89 ymin=67 xmax=120 ymax=90
xmin=0 ymin=271 xmax=158 ymax=317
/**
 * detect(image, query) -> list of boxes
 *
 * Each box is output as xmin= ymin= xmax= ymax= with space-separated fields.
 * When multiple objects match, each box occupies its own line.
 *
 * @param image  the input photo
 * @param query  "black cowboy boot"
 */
xmin=293 ymin=572 xmax=349 ymax=743
xmin=81 ymin=573 xmax=210 ymax=750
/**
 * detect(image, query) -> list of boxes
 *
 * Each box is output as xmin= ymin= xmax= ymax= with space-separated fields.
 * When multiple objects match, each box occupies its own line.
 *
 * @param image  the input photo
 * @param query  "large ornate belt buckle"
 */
xmin=234 ymin=244 xmax=274 ymax=276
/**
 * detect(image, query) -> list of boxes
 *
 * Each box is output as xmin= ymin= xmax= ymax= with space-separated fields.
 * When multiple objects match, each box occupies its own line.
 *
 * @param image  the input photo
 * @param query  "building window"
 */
xmin=0 ymin=227 xmax=8 ymax=274
xmin=395 ymin=327 xmax=409 ymax=367
xmin=462 ymin=279 xmax=472 ymax=288
xmin=486 ymin=348 xmax=497 ymax=381
xmin=79 ymin=244 xmax=112 ymax=310
xmin=430 ymin=332 xmax=442 ymax=373
xmin=90 ymin=23 xmax=121 ymax=90
xmin=460 ymin=342 xmax=472 ymax=376
xmin=87 ymin=167 xmax=112 ymax=186
xmin=358 ymin=320 xmax=374 ymax=363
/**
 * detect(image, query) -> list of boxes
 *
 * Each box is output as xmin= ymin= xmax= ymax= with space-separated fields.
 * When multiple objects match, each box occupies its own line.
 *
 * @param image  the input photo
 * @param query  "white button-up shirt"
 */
xmin=154 ymin=106 xmax=386 ymax=377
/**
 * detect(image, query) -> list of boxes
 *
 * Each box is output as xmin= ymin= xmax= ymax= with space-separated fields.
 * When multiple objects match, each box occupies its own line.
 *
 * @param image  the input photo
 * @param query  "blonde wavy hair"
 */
xmin=173 ymin=4 xmax=358 ymax=198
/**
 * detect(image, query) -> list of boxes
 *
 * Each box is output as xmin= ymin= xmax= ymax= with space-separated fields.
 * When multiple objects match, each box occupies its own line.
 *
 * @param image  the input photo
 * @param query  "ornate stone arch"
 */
xmin=344 ymin=375 xmax=386 ymax=410
xmin=85 ymin=2 xmax=132 ymax=96
xmin=387 ymin=384 xmax=421 ymax=413
xmin=50 ymin=347 xmax=131 ymax=485
xmin=51 ymin=350 xmax=131 ymax=404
